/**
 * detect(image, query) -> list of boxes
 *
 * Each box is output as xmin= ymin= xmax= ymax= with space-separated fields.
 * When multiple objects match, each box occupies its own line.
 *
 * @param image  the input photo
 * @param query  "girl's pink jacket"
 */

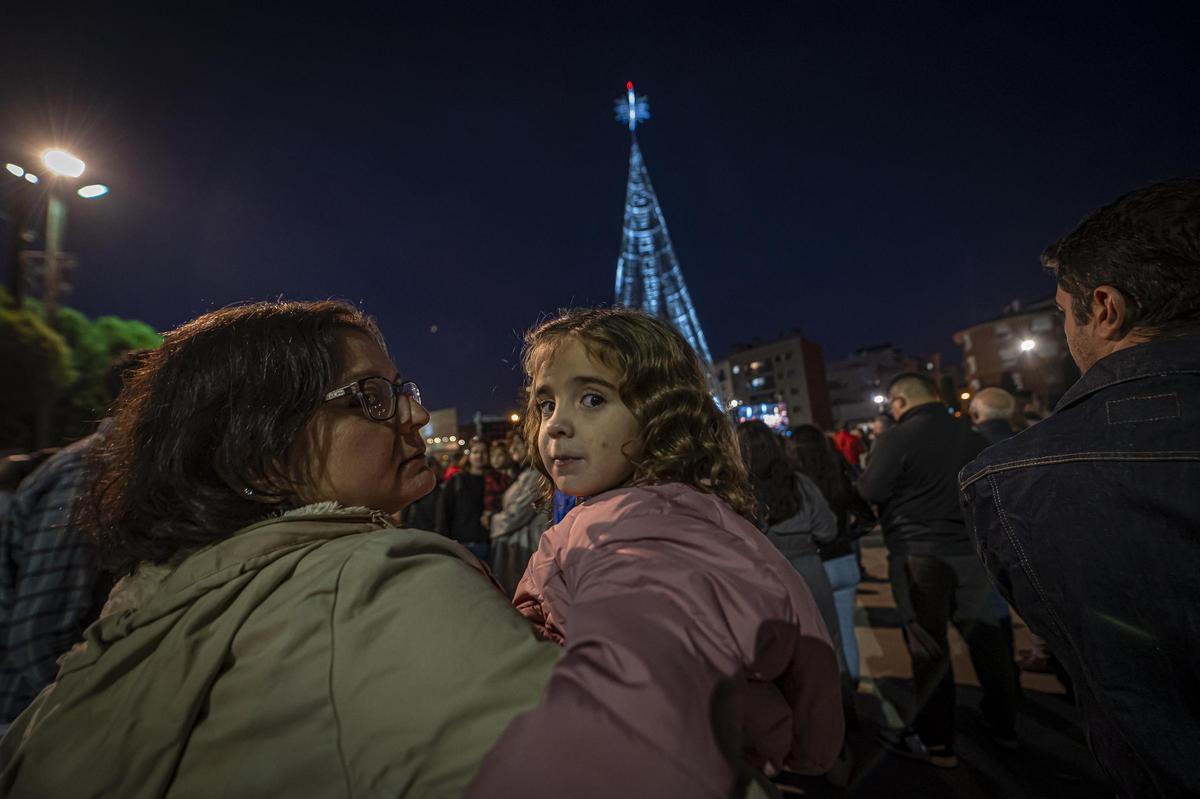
xmin=469 ymin=483 xmax=844 ymax=799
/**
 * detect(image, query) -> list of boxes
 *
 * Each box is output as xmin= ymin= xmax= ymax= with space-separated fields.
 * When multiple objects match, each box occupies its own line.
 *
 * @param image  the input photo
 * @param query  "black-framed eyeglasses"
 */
xmin=323 ymin=377 xmax=422 ymax=422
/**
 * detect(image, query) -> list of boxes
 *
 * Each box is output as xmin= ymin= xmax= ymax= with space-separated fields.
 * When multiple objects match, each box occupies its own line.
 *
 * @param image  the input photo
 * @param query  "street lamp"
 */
xmin=960 ymin=392 xmax=971 ymax=401
xmin=42 ymin=149 xmax=86 ymax=178
xmin=2 ymin=147 xmax=110 ymax=319
xmin=1020 ymin=339 xmax=1036 ymax=352
xmin=872 ymin=394 xmax=886 ymax=405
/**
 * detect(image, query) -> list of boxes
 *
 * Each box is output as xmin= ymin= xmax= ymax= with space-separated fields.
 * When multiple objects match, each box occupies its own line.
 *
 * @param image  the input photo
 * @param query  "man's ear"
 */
xmin=1091 ymin=285 xmax=1134 ymax=340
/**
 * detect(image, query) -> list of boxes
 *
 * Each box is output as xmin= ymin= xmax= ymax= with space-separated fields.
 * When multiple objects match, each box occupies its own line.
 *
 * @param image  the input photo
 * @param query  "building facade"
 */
xmin=953 ymin=297 xmax=1078 ymax=408
xmin=715 ymin=333 xmax=832 ymax=430
xmin=825 ymin=345 xmax=956 ymax=425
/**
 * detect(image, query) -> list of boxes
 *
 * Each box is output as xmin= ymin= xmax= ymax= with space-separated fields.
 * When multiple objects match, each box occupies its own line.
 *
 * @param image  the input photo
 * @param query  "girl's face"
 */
xmin=534 ymin=337 xmax=641 ymax=498
xmin=299 ymin=332 xmax=433 ymax=513
xmin=489 ymin=446 xmax=510 ymax=471
xmin=468 ymin=441 xmax=488 ymax=472
xmin=509 ymin=436 xmax=528 ymax=464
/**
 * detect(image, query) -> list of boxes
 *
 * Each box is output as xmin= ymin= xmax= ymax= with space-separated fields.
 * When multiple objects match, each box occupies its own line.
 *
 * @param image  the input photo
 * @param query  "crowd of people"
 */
xmin=0 ymin=177 xmax=1197 ymax=797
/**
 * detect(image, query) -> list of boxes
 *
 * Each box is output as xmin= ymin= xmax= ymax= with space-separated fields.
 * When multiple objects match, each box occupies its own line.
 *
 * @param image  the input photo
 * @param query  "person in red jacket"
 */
xmin=832 ymin=424 xmax=865 ymax=467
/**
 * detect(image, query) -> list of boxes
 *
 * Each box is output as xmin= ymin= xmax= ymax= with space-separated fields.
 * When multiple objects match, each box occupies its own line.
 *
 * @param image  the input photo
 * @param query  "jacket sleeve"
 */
xmin=796 ymin=474 xmax=837 ymax=544
xmin=328 ymin=536 xmax=562 ymax=797
xmin=469 ymin=513 xmax=841 ymax=798
xmin=489 ymin=470 xmax=541 ymax=539
xmin=856 ymin=431 xmax=903 ymax=505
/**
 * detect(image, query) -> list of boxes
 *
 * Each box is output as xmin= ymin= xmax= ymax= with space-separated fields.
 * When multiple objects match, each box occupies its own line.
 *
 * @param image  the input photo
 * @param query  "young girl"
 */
xmin=470 ymin=308 xmax=842 ymax=798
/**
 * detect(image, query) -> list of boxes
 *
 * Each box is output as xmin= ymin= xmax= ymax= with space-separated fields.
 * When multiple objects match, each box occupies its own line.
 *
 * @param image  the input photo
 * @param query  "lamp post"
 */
xmin=3 ymin=149 xmax=109 ymax=321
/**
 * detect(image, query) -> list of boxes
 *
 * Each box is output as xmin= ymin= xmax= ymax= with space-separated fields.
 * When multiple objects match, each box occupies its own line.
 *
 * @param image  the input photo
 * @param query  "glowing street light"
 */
xmin=77 ymin=184 xmax=109 ymax=199
xmin=42 ymin=149 xmax=85 ymax=178
xmin=24 ymin=172 xmax=39 ymax=184
xmin=960 ymin=392 xmax=971 ymax=401
xmin=872 ymin=394 xmax=886 ymax=404
xmin=509 ymin=413 xmax=520 ymax=423
xmin=1020 ymin=339 xmax=1036 ymax=352
xmin=6 ymin=163 xmax=25 ymax=177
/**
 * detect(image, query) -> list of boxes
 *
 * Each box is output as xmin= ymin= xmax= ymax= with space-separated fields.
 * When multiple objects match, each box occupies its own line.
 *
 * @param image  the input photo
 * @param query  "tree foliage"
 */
xmin=0 ymin=287 xmax=161 ymax=448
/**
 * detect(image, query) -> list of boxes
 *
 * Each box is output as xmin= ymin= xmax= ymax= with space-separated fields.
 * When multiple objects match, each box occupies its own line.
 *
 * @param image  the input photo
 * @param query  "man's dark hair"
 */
xmin=1042 ymin=176 xmax=1200 ymax=336
xmin=79 ymin=300 xmax=384 ymax=576
xmin=887 ymin=371 xmax=940 ymax=400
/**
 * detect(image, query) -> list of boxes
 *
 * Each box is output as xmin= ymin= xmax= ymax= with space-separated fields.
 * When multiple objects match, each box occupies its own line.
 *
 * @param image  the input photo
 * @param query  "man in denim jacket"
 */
xmin=959 ymin=177 xmax=1200 ymax=799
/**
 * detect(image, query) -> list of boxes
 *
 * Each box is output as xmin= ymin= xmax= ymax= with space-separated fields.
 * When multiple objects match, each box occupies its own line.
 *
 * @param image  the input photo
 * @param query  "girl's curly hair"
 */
xmin=521 ymin=307 xmax=755 ymax=522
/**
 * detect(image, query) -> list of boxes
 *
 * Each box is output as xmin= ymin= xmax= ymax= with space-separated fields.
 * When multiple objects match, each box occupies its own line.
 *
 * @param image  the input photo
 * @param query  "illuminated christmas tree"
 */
xmin=613 ymin=83 xmax=721 ymax=400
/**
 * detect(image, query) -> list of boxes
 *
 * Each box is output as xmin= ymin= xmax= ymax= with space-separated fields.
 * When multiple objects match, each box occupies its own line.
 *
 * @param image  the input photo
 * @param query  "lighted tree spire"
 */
xmin=612 ymin=82 xmax=719 ymax=386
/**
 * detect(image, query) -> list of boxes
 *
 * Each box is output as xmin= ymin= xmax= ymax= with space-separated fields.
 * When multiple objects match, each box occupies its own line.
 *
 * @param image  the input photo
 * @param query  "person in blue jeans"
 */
xmin=788 ymin=424 xmax=876 ymax=688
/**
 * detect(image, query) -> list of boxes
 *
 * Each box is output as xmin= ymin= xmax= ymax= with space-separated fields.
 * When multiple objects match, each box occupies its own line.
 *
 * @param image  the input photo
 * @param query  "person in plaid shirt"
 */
xmin=0 ymin=426 xmax=112 ymax=727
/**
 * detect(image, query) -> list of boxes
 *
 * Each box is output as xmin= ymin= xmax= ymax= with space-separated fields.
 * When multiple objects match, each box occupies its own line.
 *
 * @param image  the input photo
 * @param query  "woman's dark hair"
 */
xmin=736 ymin=420 xmax=800 ymax=526
xmin=1043 ymin=176 xmax=1200 ymax=336
xmin=788 ymin=424 xmax=847 ymax=512
xmin=80 ymin=300 xmax=385 ymax=575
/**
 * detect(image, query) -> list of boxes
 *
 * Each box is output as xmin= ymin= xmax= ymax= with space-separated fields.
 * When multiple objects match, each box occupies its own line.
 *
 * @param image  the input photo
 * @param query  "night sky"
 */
xmin=3 ymin=3 xmax=1198 ymax=417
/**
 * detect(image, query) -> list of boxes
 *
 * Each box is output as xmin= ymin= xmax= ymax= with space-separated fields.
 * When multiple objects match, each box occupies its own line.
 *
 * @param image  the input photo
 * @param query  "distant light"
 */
xmin=42 ymin=149 xmax=86 ymax=178
xmin=5 ymin=163 xmax=25 ymax=177
xmin=1020 ymin=339 xmax=1036 ymax=352
xmin=873 ymin=395 xmax=886 ymax=404
xmin=24 ymin=173 xmax=39 ymax=184
xmin=926 ymin=362 xmax=933 ymax=370
xmin=434 ymin=437 xmax=442 ymax=443
xmin=960 ymin=392 xmax=971 ymax=400
xmin=626 ymin=80 xmax=634 ymax=91
xmin=77 ymin=183 xmax=109 ymax=199
xmin=509 ymin=413 xmax=520 ymax=423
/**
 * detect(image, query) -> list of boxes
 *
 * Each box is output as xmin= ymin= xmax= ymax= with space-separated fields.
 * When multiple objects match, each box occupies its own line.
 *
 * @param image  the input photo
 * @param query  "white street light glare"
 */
xmin=1020 ymin=339 xmax=1036 ymax=352
xmin=77 ymin=184 xmax=109 ymax=199
xmin=24 ymin=173 xmax=39 ymax=184
xmin=873 ymin=394 xmax=886 ymax=404
xmin=42 ymin=149 xmax=86 ymax=178
xmin=5 ymin=163 xmax=25 ymax=177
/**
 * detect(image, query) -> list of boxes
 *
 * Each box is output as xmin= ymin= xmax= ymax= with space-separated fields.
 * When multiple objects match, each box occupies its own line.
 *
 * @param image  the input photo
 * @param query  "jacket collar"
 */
xmin=896 ymin=402 xmax=946 ymax=425
xmin=1055 ymin=332 xmax=1200 ymax=412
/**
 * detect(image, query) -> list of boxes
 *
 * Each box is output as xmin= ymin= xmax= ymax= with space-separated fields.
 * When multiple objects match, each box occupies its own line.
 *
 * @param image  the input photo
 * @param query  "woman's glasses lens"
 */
xmin=361 ymin=378 xmax=395 ymax=421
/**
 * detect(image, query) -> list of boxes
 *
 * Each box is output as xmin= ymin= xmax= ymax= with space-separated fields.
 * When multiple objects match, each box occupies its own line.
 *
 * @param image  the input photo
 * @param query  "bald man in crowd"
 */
xmin=968 ymin=387 xmax=1017 ymax=445
xmin=858 ymin=373 xmax=1018 ymax=768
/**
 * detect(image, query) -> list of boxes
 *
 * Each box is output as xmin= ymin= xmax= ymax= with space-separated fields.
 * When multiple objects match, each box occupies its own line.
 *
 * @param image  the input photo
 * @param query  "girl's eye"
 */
xmin=537 ymin=399 xmax=555 ymax=417
xmin=581 ymin=392 xmax=605 ymax=409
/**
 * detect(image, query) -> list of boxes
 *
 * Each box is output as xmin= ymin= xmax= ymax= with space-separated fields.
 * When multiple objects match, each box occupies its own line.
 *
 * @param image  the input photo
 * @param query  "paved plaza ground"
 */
xmin=772 ymin=537 xmax=1109 ymax=798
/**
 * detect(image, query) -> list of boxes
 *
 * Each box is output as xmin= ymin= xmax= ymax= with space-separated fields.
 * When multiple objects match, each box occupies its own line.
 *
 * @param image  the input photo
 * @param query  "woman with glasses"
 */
xmin=0 ymin=300 xmax=561 ymax=797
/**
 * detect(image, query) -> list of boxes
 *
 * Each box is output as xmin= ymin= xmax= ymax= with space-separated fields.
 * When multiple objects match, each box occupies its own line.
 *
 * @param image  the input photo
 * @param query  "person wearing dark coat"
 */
xmin=961 ymin=177 xmax=1200 ymax=799
xmin=436 ymin=440 xmax=489 ymax=560
xmin=860 ymin=372 xmax=1018 ymax=768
